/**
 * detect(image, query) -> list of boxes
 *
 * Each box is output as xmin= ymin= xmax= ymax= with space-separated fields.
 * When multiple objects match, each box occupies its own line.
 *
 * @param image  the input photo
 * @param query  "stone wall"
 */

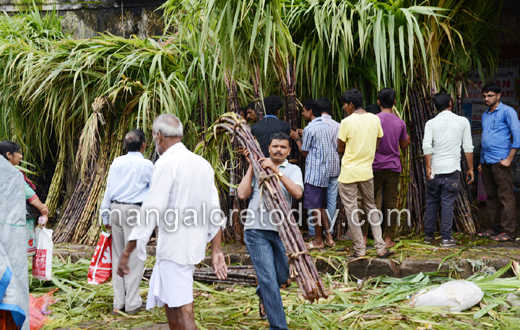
xmin=0 ymin=0 xmax=166 ymax=39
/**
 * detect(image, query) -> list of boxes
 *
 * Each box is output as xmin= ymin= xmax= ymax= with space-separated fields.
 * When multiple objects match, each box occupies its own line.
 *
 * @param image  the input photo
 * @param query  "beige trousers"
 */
xmin=338 ymin=179 xmax=386 ymax=256
xmin=110 ymin=203 xmax=145 ymax=311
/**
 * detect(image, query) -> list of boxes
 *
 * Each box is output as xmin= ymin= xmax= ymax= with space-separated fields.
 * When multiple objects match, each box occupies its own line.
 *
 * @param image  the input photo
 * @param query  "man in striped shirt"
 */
xmin=291 ymin=99 xmax=335 ymax=249
xmin=422 ymin=91 xmax=474 ymax=247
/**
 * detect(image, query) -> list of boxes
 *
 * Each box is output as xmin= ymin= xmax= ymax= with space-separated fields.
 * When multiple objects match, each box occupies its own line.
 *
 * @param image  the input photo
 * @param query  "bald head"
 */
xmin=124 ymin=129 xmax=146 ymax=152
xmin=153 ymin=114 xmax=183 ymax=138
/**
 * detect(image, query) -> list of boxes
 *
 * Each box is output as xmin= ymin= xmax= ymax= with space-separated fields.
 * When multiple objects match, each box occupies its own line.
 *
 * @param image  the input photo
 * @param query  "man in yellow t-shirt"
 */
xmin=337 ymin=88 xmax=393 ymax=259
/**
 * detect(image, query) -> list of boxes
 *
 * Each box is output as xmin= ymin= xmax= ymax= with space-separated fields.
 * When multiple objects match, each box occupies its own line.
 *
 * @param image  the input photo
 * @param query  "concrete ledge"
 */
xmin=53 ymin=244 xmax=518 ymax=279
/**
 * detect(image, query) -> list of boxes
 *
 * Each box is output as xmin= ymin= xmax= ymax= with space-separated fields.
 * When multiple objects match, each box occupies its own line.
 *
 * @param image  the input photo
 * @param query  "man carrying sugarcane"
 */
xmin=251 ymin=95 xmax=291 ymax=157
xmin=99 ymin=129 xmax=153 ymax=315
xmin=337 ymin=88 xmax=393 ymax=258
xmin=477 ymin=83 xmax=520 ymax=242
xmin=290 ymin=98 xmax=335 ymax=249
xmin=117 ymin=114 xmax=227 ymax=330
xmin=422 ymin=91 xmax=474 ymax=247
xmin=237 ymin=132 xmax=303 ymax=329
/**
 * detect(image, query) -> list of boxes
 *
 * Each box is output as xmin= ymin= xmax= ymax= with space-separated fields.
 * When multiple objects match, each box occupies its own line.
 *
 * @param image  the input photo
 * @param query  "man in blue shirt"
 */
xmin=477 ymin=83 xmax=520 ymax=242
xmin=100 ymin=129 xmax=154 ymax=315
xmin=251 ymin=96 xmax=291 ymax=157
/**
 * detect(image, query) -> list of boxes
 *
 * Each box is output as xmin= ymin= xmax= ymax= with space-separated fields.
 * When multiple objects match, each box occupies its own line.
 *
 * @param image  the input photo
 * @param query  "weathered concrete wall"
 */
xmin=0 ymin=0 xmax=166 ymax=39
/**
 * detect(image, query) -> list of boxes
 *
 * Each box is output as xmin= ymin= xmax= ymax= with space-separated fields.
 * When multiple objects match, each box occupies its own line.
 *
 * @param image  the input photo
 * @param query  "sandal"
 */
xmin=306 ymin=241 xmax=323 ymax=250
xmin=259 ymin=296 xmax=267 ymax=320
xmin=378 ymin=250 xmax=395 ymax=259
xmin=477 ymin=229 xmax=499 ymax=238
xmin=324 ymin=240 xmax=336 ymax=248
xmin=490 ymin=233 xmax=514 ymax=242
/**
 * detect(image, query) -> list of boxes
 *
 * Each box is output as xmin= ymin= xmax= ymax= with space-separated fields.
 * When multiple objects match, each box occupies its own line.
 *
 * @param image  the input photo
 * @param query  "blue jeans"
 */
xmin=244 ymin=229 xmax=289 ymax=330
xmin=424 ymin=171 xmax=461 ymax=240
xmin=308 ymin=176 xmax=338 ymax=236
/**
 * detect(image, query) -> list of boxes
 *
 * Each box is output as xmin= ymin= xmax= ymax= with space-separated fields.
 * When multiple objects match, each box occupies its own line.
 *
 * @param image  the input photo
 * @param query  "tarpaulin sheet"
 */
xmin=0 ymin=157 xmax=29 ymax=330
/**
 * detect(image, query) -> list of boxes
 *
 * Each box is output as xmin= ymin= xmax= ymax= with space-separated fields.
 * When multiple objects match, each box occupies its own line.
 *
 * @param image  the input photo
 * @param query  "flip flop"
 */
xmin=306 ymin=241 xmax=323 ymax=250
xmin=490 ymin=233 xmax=514 ymax=242
xmin=324 ymin=241 xmax=335 ymax=248
xmin=111 ymin=308 xmax=125 ymax=315
xmin=477 ymin=229 xmax=499 ymax=238
xmin=378 ymin=250 xmax=395 ymax=259
xmin=350 ymin=252 xmax=364 ymax=259
xmin=126 ymin=302 xmax=146 ymax=315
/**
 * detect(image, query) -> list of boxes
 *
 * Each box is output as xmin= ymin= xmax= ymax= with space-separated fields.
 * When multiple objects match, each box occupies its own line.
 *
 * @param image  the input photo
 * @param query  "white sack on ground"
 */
xmin=413 ymin=280 xmax=483 ymax=312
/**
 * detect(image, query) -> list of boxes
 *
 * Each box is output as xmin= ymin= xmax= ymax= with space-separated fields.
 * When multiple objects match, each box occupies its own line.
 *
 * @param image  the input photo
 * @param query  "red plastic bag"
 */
xmin=32 ymin=227 xmax=54 ymax=281
xmin=29 ymin=289 xmax=58 ymax=330
xmin=88 ymin=232 xmax=112 ymax=284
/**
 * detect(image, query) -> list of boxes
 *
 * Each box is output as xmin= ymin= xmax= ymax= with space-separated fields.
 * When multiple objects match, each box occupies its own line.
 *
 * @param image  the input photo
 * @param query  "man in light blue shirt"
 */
xmin=100 ymin=129 xmax=153 ymax=315
xmin=477 ymin=83 xmax=520 ymax=242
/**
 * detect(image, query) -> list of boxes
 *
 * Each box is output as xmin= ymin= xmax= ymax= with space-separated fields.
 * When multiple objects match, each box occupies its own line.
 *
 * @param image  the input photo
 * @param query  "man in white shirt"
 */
xmin=422 ymin=91 xmax=474 ymax=247
xmin=117 ymin=114 xmax=227 ymax=329
xmin=100 ymin=129 xmax=153 ymax=315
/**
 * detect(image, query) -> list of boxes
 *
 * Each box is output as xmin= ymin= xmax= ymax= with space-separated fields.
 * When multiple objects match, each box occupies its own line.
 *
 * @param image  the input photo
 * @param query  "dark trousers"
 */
xmin=424 ymin=171 xmax=461 ymax=239
xmin=481 ymin=163 xmax=516 ymax=238
xmin=374 ymin=170 xmax=400 ymax=238
xmin=244 ymin=229 xmax=289 ymax=330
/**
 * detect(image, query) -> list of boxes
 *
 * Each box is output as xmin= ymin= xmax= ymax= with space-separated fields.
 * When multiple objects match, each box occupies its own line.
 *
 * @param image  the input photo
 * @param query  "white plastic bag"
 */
xmin=413 ymin=280 xmax=483 ymax=312
xmin=32 ymin=227 xmax=54 ymax=281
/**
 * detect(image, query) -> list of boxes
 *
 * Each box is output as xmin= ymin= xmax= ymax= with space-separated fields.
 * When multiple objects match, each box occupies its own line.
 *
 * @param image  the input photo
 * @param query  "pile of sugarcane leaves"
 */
xmin=29 ymin=253 xmax=520 ymax=330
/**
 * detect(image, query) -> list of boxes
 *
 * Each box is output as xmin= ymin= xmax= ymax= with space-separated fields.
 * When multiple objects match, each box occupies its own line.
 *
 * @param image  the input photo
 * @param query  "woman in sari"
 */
xmin=0 ymin=141 xmax=48 ymax=256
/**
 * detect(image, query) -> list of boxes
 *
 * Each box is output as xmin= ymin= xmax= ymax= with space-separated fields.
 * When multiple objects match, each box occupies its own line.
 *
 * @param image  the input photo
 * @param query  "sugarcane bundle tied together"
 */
xmin=212 ymin=113 xmax=328 ymax=302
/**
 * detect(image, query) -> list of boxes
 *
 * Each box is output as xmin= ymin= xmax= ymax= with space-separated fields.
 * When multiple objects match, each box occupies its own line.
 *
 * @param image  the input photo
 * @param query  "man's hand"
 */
xmin=240 ymin=148 xmax=252 ymax=164
xmin=406 ymin=135 xmax=411 ymax=144
xmin=290 ymin=130 xmax=300 ymax=141
xmin=297 ymin=129 xmax=303 ymax=137
xmin=499 ymin=158 xmax=512 ymax=167
xmin=259 ymin=158 xmax=277 ymax=172
xmin=117 ymin=252 xmax=131 ymax=277
xmin=211 ymin=251 xmax=227 ymax=280
xmin=467 ymin=169 xmax=475 ymax=185
xmin=426 ymin=167 xmax=432 ymax=181
xmin=477 ymin=164 xmax=482 ymax=173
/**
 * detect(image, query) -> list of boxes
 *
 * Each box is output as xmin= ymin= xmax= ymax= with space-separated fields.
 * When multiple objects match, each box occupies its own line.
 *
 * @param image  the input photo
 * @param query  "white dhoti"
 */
xmin=146 ymin=259 xmax=195 ymax=310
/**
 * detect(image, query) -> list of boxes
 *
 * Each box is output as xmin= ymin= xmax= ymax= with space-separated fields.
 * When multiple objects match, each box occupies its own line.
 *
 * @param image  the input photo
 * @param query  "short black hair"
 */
xmin=124 ymin=129 xmax=146 ymax=152
xmin=0 ymin=140 xmax=21 ymax=160
xmin=318 ymin=97 xmax=332 ymax=114
xmin=269 ymin=132 xmax=290 ymax=145
xmin=432 ymin=91 xmax=452 ymax=112
xmin=303 ymin=99 xmax=322 ymax=117
xmin=365 ymin=104 xmax=381 ymax=114
xmin=378 ymin=88 xmax=396 ymax=108
xmin=238 ymin=107 xmax=247 ymax=116
xmin=263 ymin=95 xmax=284 ymax=116
xmin=341 ymin=88 xmax=364 ymax=109
xmin=246 ymin=102 xmax=255 ymax=110
xmin=482 ymin=83 xmax=501 ymax=94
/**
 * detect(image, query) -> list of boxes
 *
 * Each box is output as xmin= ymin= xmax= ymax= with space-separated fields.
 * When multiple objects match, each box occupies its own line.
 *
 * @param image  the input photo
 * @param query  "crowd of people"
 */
xmin=1 ymin=82 xmax=519 ymax=330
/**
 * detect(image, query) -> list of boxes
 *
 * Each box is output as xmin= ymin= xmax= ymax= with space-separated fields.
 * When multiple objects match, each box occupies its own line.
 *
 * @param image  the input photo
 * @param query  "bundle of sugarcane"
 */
xmin=211 ymin=113 xmax=327 ymax=302
xmin=408 ymin=85 xmax=478 ymax=235
xmin=193 ymin=265 xmax=258 ymax=286
xmin=44 ymin=144 xmax=65 ymax=222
